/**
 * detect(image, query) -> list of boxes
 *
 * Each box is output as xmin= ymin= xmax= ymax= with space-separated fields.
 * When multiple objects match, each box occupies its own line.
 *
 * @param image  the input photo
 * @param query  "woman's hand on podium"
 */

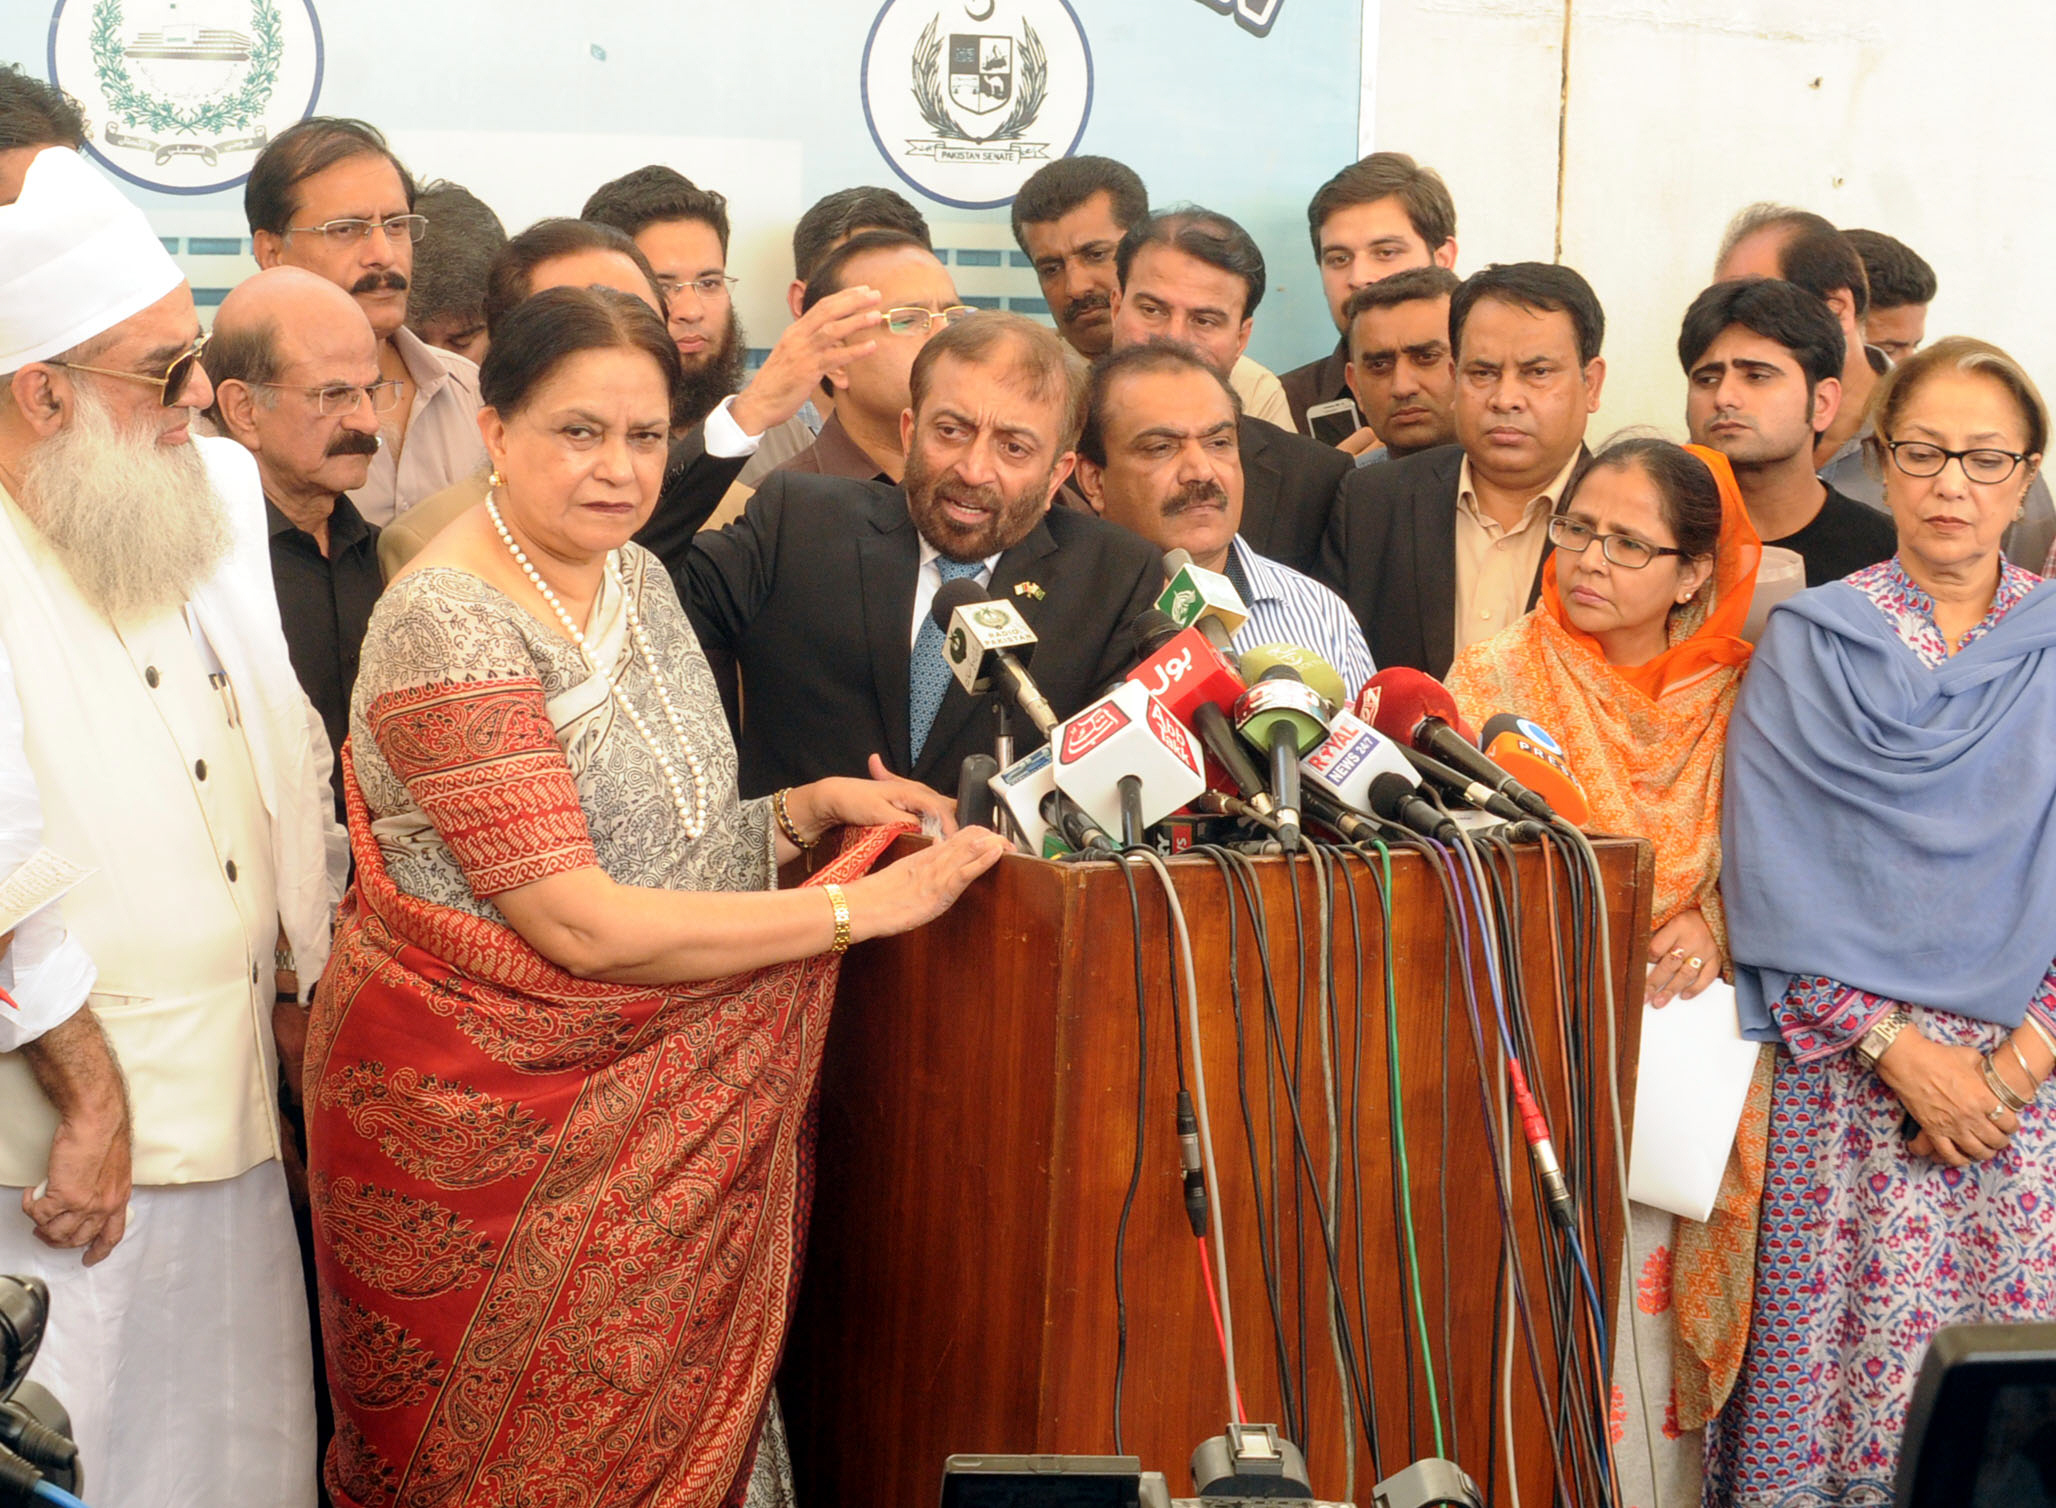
xmin=846 ymin=825 xmax=1011 ymax=944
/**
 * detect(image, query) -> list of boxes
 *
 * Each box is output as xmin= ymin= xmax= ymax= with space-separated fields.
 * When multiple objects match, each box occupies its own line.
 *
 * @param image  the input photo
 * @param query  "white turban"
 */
xmin=0 ymin=148 xmax=185 ymax=371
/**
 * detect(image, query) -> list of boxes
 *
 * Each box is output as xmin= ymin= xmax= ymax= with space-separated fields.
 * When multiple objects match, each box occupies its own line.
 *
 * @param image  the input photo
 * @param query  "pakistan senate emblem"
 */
xmin=862 ymin=0 xmax=1092 ymax=210
xmin=49 ymin=0 xmax=324 ymax=194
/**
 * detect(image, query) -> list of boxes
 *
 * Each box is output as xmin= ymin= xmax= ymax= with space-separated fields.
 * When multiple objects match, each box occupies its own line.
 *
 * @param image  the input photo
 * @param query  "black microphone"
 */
xmin=1367 ymin=770 xmax=1459 ymax=842
xmin=931 ymin=578 xmax=1058 ymax=737
xmin=1400 ymin=747 xmax=1530 ymax=823
xmin=956 ymin=754 xmax=999 ymax=830
xmin=1364 ymin=667 xmax=1556 ymax=821
xmin=1042 ymin=787 xmax=1117 ymax=855
xmin=1233 ymin=656 xmax=1335 ymax=852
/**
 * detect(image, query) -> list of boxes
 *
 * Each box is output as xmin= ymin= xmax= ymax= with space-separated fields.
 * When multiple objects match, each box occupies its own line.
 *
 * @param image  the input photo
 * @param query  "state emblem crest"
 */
xmin=49 ymin=0 xmax=325 ymax=194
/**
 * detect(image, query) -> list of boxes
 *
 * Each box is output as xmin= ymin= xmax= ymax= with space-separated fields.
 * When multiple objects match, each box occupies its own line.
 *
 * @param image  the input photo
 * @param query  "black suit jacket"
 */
xmin=679 ymin=472 xmax=1164 ymax=797
xmin=633 ymin=426 xmax=749 ymax=569
xmin=1236 ymin=414 xmax=1352 ymax=575
xmin=1316 ymin=443 xmax=1582 ymax=679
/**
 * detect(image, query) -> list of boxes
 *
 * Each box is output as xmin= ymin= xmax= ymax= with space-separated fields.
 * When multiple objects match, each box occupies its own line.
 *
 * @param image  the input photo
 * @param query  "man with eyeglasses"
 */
xmin=0 ymin=147 xmax=341 ymax=1507
xmin=246 ymin=116 xmax=486 ymax=528
xmin=203 ymin=268 xmax=389 ymax=815
xmin=772 ymin=230 xmax=968 ymax=485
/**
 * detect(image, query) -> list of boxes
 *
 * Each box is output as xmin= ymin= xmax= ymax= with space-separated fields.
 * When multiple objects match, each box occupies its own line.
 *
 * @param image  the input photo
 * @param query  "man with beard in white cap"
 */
xmin=0 ymin=147 xmax=342 ymax=1508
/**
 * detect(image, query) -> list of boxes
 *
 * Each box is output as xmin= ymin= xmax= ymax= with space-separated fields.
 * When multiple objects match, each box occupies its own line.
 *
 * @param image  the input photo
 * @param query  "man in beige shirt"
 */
xmin=247 ymin=116 xmax=486 ymax=526
xmin=1317 ymin=262 xmax=1605 ymax=676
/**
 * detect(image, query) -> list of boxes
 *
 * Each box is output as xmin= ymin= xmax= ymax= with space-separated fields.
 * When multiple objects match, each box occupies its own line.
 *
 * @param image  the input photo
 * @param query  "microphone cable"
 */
xmin=1108 ymin=854 xmax=1151 ymax=1454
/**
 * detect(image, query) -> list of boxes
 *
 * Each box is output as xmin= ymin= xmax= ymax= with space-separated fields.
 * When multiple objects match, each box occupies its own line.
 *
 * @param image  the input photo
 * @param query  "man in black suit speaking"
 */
xmin=1107 ymin=206 xmax=1351 ymax=574
xmin=1317 ymin=262 xmax=1606 ymax=678
xmin=678 ymin=311 xmax=1161 ymax=797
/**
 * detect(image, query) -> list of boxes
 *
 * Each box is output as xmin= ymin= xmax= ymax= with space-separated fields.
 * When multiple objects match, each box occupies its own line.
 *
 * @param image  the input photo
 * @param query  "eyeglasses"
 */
xmin=656 ymin=274 xmax=740 ymax=304
xmin=48 ymin=333 xmax=211 ymax=407
xmin=1547 ymin=514 xmax=1686 ymax=570
xmin=1885 ymin=440 xmax=2033 ymax=485
xmin=882 ymin=304 xmax=978 ymax=336
xmin=281 ymin=214 xmax=430 ymax=248
xmin=249 ymin=379 xmax=404 ymax=416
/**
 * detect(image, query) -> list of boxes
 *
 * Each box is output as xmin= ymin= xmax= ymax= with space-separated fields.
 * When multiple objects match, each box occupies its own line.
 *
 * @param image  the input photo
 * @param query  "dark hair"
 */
xmin=197 ymin=312 xmax=282 ymax=430
xmin=1115 ymin=206 xmax=1266 ymax=320
xmin=483 ymin=218 xmax=664 ymax=336
xmin=1342 ymin=264 xmax=1460 ymax=325
xmin=1869 ymin=336 xmax=2050 ymax=464
xmin=478 ymin=285 xmax=681 ymax=419
xmin=1305 ymin=151 xmax=1456 ymax=259
xmin=793 ymin=187 xmax=930 ymax=282
xmin=1676 ymin=277 xmax=1845 ymax=390
xmin=1844 ymin=228 xmax=1937 ymax=310
xmin=580 ymin=164 xmax=731 ymax=256
xmin=1450 ymin=262 xmax=1604 ymax=366
xmin=1077 ymin=341 xmax=1241 ymax=467
xmin=800 ymin=229 xmax=937 ymax=314
xmin=245 ymin=117 xmax=415 ymax=237
xmin=406 ymin=180 xmax=507 ymax=329
xmin=1010 ymin=155 xmax=1148 ymax=251
xmin=1567 ymin=437 xmax=1723 ymax=563
xmin=909 ymin=311 xmax=1088 ymax=453
xmin=0 ymin=65 xmax=86 ymax=151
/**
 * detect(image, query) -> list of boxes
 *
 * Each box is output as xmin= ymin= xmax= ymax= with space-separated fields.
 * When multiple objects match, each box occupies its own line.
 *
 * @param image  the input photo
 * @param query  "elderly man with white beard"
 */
xmin=0 ymin=148 xmax=342 ymax=1507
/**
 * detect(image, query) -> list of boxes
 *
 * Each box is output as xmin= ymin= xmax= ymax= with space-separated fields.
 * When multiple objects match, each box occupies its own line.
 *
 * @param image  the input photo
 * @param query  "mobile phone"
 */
xmin=1304 ymin=396 xmax=1363 ymax=448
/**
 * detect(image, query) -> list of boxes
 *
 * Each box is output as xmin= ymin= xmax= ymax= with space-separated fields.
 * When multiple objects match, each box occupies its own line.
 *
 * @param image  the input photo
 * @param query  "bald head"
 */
xmin=206 ymin=265 xmax=384 ymax=525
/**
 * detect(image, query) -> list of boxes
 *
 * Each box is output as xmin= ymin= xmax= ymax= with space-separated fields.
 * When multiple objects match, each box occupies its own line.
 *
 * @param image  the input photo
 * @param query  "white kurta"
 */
xmin=0 ymin=436 xmax=336 ymax=1505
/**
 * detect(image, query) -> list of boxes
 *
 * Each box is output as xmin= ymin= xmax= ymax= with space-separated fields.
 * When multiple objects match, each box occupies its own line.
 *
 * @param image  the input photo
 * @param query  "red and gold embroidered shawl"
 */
xmin=308 ymin=656 xmax=894 ymax=1507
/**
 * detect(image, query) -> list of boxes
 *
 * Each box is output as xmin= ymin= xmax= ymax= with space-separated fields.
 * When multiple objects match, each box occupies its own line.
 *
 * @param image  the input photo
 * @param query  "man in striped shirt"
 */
xmin=1072 ymin=341 xmax=1375 ymax=695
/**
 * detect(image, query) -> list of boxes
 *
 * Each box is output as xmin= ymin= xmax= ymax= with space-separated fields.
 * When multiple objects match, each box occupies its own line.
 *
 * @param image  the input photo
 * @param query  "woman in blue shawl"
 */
xmin=1710 ymin=337 xmax=2056 ymax=1505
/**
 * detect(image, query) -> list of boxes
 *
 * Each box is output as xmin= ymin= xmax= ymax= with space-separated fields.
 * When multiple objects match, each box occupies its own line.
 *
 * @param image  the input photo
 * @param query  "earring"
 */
xmin=488 ymin=470 xmax=504 ymax=491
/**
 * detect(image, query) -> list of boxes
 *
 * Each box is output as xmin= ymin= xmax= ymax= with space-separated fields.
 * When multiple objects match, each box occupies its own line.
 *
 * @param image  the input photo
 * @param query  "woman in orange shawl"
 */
xmin=1448 ymin=437 xmax=1763 ymax=1508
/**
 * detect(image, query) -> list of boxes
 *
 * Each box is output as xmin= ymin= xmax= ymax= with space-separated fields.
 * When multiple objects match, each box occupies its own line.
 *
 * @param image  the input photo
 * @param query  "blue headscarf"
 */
xmin=1723 ymin=576 xmax=2056 ymax=1042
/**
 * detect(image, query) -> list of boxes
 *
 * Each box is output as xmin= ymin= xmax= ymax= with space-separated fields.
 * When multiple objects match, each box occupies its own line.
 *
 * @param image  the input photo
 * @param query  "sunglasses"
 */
xmin=48 ymin=332 xmax=212 ymax=408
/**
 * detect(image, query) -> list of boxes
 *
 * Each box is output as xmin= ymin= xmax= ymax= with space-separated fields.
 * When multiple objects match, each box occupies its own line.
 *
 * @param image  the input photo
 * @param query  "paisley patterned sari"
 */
xmin=307 ymin=548 xmax=889 ymax=1507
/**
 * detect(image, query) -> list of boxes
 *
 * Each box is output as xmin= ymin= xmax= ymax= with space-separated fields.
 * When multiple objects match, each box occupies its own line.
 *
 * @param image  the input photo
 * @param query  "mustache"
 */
xmin=1162 ymin=479 xmax=1228 ymax=516
xmin=349 ymin=270 xmax=409 ymax=294
xmin=326 ymin=430 xmax=381 ymax=457
xmin=1062 ymin=290 xmax=1111 ymax=323
xmin=934 ymin=480 xmax=1005 ymax=513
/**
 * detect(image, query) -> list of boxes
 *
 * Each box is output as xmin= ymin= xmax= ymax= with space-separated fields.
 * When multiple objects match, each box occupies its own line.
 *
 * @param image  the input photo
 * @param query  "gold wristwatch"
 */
xmin=1854 ymin=1008 xmax=1913 ymax=1070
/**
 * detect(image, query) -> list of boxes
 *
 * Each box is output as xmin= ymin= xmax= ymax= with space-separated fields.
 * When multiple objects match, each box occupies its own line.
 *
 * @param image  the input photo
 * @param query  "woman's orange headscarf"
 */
xmin=1448 ymin=442 xmax=1766 ymax=1428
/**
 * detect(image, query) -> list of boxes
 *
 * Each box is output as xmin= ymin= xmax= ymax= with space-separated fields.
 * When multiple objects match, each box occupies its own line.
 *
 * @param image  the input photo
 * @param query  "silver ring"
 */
xmin=1991 ymin=1106 xmax=2009 ymax=1124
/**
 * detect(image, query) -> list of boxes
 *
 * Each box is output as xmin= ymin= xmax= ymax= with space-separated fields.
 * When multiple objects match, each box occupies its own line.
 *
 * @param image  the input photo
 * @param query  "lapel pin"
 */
xmin=1013 ymin=581 xmax=1045 ymax=602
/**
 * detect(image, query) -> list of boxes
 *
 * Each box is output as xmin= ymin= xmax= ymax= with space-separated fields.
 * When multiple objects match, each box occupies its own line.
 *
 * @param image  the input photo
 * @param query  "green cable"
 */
xmin=1374 ymin=838 xmax=1446 ymax=1457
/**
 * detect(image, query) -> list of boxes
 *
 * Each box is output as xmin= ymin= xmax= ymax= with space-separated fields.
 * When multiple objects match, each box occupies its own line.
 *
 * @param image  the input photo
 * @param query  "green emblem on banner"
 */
xmin=89 ymin=0 xmax=285 ymax=136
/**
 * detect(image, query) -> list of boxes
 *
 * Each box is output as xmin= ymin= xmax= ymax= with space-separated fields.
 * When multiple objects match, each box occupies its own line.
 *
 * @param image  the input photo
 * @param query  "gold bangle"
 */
xmin=773 ymin=788 xmax=816 ymax=850
xmin=824 ymin=883 xmax=851 ymax=955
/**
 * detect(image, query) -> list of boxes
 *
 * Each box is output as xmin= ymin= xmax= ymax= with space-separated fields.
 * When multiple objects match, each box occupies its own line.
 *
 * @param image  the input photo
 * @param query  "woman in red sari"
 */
xmin=305 ymin=286 xmax=1007 ymax=1508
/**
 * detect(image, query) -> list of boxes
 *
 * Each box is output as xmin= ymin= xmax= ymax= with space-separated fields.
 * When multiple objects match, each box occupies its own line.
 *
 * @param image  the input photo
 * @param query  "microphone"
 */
xmin=1300 ymin=708 xmax=1418 ymax=819
xmin=1051 ymin=681 xmax=1207 ymax=843
xmin=1158 ymin=548 xmax=1250 ymax=660
xmin=956 ymin=754 xmax=999 ymax=831
xmin=1127 ymin=625 xmax=1275 ymax=818
xmin=1367 ymin=769 xmax=1459 ymax=842
xmin=1400 ymin=747 xmax=1531 ymax=824
xmin=1233 ymin=647 xmax=1339 ymax=851
xmin=1478 ymin=714 xmax=1593 ymax=827
xmin=1244 ymin=642 xmax=1347 ymax=711
xmin=1362 ymin=667 xmax=1556 ymax=822
xmin=933 ymin=578 xmax=1057 ymax=738
xmin=987 ymin=744 xmax=1116 ymax=857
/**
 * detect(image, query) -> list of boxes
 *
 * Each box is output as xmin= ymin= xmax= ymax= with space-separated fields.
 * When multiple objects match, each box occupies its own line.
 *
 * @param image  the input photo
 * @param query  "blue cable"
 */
xmin=32 ymin=1481 xmax=91 ymax=1508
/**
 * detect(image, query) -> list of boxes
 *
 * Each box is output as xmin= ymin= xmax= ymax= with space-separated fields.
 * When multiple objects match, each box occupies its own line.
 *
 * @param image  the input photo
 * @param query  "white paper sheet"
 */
xmin=0 ymin=846 xmax=92 ymax=937
xmin=1627 ymin=978 xmax=1763 ymax=1222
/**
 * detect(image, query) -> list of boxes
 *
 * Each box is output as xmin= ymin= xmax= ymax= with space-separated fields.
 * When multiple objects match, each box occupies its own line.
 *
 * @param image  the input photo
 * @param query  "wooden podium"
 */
xmin=782 ymin=838 xmax=1652 ymax=1506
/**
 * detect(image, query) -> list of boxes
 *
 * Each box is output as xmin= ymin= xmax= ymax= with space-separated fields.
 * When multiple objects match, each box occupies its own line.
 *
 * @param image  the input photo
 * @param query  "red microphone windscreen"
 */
xmin=1360 ymin=667 xmax=1472 ymax=747
xmin=1128 ymin=627 xmax=1246 ymax=721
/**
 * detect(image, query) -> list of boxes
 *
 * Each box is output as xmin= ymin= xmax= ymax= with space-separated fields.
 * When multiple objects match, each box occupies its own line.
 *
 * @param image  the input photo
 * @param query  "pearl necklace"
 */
xmin=486 ymin=492 xmax=708 ymax=841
